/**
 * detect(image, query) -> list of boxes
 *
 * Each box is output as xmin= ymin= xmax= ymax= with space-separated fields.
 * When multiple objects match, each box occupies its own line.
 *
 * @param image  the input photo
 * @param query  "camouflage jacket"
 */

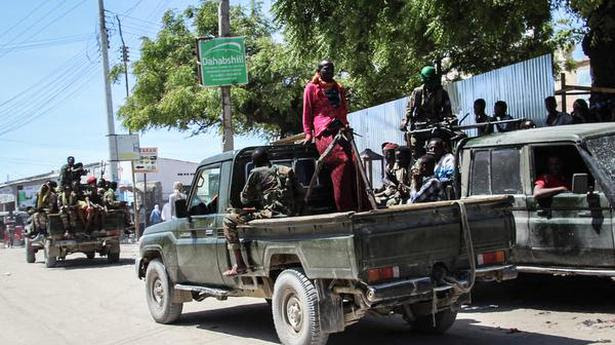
xmin=240 ymin=165 xmax=304 ymax=216
xmin=405 ymin=85 xmax=454 ymax=127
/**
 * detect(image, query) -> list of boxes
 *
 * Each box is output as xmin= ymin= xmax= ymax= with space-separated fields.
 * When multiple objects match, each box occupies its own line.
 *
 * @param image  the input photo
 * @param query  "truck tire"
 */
xmin=145 ymin=259 xmax=183 ymax=324
xmin=410 ymin=308 xmax=457 ymax=334
xmin=108 ymin=251 xmax=120 ymax=263
xmin=272 ymin=269 xmax=328 ymax=345
xmin=26 ymin=239 xmax=36 ymax=263
xmin=86 ymin=252 xmax=95 ymax=260
xmin=45 ymin=255 xmax=56 ymax=268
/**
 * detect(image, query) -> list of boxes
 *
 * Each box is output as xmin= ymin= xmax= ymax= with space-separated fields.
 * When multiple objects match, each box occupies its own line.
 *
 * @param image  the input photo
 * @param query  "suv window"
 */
xmin=470 ymin=148 xmax=522 ymax=195
xmin=190 ymin=166 xmax=220 ymax=215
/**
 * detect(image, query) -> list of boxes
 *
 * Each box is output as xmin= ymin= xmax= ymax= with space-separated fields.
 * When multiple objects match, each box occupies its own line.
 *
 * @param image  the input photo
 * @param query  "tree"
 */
xmin=273 ymin=0 xmax=566 ymax=110
xmin=117 ymin=1 xmax=312 ymax=137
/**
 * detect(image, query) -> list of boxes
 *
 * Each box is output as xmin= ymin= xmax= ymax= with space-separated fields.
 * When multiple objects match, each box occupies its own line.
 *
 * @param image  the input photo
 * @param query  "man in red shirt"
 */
xmin=533 ymin=156 xmax=571 ymax=199
xmin=302 ymin=60 xmax=366 ymax=211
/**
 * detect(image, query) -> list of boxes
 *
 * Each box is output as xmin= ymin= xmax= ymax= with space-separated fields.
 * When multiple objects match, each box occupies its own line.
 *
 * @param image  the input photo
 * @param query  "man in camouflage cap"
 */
xmin=223 ymin=147 xmax=304 ymax=276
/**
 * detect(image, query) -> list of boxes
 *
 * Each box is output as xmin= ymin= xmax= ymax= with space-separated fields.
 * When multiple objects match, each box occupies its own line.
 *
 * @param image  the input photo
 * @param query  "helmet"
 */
xmin=420 ymin=66 xmax=436 ymax=81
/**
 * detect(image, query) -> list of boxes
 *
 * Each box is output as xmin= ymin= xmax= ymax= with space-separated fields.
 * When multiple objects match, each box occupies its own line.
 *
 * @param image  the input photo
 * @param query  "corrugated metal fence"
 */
xmin=348 ymin=54 xmax=554 ymax=186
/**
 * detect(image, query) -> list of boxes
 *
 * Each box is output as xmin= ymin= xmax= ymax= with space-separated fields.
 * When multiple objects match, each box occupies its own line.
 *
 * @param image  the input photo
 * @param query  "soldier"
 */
xmin=58 ymin=183 xmax=84 ymax=238
xmin=223 ymin=148 xmax=303 ymax=276
xmin=375 ymin=146 xmax=412 ymax=207
xmin=401 ymin=66 xmax=455 ymax=158
xmin=380 ymin=142 xmax=399 ymax=192
xmin=84 ymin=176 xmax=105 ymax=233
xmin=474 ymin=98 xmax=494 ymax=136
xmin=426 ymin=137 xmax=455 ymax=183
xmin=409 ymin=155 xmax=444 ymax=204
xmin=59 ymin=156 xmax=76 ymax=188
xmin=32 ymin=181 xmax=58 ymax=235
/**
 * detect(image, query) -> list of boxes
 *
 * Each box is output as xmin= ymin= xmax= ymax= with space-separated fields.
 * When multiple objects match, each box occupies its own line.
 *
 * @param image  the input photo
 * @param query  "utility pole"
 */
xmin=219 ymin=0 xmax=234 ymax=152
xmin=98 ymin=0 xmax=119 ymax=182
xmin=116 ymin=15 xmax=140 ymax=235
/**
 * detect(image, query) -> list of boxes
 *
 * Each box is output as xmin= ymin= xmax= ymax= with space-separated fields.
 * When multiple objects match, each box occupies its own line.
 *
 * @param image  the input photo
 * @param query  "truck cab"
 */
xmin=460 ymin=123 xmax=615 ymax=276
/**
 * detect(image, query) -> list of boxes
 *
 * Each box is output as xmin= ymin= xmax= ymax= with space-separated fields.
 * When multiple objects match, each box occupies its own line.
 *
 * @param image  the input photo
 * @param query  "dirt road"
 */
xmin=1 ymin=244 xmax=614 ymax=345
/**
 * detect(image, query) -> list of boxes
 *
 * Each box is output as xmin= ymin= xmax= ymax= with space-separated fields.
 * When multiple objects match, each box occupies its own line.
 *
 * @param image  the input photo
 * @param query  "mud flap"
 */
xmin=315 ymin=280 xmax=345 ymax=334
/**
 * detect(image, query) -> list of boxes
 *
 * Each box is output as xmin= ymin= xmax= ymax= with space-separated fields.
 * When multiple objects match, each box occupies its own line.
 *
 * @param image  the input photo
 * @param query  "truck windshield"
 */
xmin=585 ymin=134 xmax=615 ymax=184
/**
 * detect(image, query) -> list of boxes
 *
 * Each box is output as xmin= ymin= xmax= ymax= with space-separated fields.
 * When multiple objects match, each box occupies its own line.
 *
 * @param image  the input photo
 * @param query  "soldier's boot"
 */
xmin=223 ymin=249 xmax=247 ymax=276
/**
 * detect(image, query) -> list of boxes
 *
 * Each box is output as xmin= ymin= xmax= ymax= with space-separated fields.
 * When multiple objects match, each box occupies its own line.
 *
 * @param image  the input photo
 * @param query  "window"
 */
xmin=190 ymin=166 xmax=220 ymax=215
xmin=470 ymin=150 xmax=491 ymax=195
xmin=492 ymin=149 xmax=522 ymax=194
xmin=469 ymin=148 xmax=522 ymax=195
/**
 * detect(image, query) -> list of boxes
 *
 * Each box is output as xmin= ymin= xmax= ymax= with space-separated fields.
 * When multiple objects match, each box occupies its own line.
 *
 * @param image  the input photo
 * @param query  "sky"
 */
xmin=0 ymin=0 xmax=271 ymax=183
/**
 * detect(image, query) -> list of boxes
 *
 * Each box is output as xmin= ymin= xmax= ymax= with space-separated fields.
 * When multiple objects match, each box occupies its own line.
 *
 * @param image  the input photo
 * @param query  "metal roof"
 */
xmin=464 ymin=123 xmax=615 ymax=148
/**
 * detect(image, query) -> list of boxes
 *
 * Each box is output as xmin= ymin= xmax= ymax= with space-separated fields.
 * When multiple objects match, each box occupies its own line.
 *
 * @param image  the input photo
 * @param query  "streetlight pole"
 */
xmin=219 ymin=0 xmax=234 ymax=152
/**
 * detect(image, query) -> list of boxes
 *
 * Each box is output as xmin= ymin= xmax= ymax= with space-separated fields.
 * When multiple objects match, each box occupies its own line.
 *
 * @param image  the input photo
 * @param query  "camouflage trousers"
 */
xmin=60 ymin=208 xmax=82 ymax=232
xmin=33 ymin=212 xmax=47 ymax=232
xmin=223 ymin=209 xmax=274 ymax=250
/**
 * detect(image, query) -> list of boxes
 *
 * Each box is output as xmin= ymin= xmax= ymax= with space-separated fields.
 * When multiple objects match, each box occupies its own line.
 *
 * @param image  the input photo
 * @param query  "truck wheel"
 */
xmin=86 ymin=252 xmax=95 ymax=260
xmin=26 ymin=239 xmax=36 ymax=263
xmin=108 ymin=251 xmax=120 ymax=263
xmin=45 ymin=255 xmax=57 ymax=268
xmin=145 ymin=259 xmax=183 ymax=324
xmin=272 ymin=269 xmax=328 ymax=345
xmin=410 ymin=308 xmax=457 ymax=334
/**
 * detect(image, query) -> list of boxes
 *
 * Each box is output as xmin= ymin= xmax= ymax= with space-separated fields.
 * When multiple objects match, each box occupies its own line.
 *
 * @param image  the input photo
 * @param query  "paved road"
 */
xmin=1 ymin=244 xmax=614 ymax=345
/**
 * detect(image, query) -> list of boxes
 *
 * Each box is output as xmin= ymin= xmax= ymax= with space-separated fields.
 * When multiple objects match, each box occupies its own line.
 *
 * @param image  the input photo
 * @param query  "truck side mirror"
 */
xmin=572 ymin=173 xmax=589 ymax=194
xmin=175 ymin=199 xmax=188 ymax=218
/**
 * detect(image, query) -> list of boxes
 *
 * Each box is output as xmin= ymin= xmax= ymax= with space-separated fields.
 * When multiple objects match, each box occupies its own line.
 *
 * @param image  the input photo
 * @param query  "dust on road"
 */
xmin=0 ymin=245 xmax=613 ymax=345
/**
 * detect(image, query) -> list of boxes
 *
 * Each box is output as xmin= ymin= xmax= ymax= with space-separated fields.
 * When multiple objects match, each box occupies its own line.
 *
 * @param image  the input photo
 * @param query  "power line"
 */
xmin=0 ymin=0 xmax=50 ymax=40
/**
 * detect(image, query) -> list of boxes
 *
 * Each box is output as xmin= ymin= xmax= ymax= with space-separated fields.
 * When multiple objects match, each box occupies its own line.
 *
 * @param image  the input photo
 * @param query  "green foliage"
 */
xmin=118 ymin=0 xmax=312 ymax=137
xmin=273 ymin=0 xmax=570 ymax=109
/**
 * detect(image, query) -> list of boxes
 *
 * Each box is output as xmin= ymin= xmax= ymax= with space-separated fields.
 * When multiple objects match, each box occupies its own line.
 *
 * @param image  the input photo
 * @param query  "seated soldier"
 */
xmin=409 ymin=154 xmax=444 ymax=203
xmin=426 ymin=137 xmax=455 ymax=183
xmin=533 ymin=155 xmax=570 ymax=199
xmin=32 ymin=180 xmax=59 ymax=235
xmin=223 ymin=147 xmax=303 ymax=276
xmin=58 ymin=183 xmax=84 ymax=238
xmin=375 ymin=142 xmax=399 ymax=193
xmin=84 ymin=176 xmax=105 ymax=233
xmin=375 ymin=146 xmax=412 ymax=206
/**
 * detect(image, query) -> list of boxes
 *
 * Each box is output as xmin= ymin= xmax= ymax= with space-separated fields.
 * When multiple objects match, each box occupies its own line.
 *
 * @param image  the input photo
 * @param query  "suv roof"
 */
xmin=464 ymin=123 xmax=615 ymax=148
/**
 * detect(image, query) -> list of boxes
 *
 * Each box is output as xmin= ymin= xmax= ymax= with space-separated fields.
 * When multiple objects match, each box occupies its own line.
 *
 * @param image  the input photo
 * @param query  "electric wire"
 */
xmin=0 ymin=0 xmax=50 ymax=40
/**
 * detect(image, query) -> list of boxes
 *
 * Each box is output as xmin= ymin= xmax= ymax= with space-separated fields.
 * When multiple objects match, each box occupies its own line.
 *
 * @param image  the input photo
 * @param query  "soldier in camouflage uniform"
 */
xmin=375 ymin=146 xmax=413 ymax=207
xmin=401 ymin=66 xmax=455 ymax=159
xmin=223 ymin=148 xmax=304 ymax=276
xmin=84 ymin=176 xmax=105 ymax=233
xmin=32 ymin=181 xmax=59 ymax=234
xmin=58 ymin=183 xmax=84 ymax=238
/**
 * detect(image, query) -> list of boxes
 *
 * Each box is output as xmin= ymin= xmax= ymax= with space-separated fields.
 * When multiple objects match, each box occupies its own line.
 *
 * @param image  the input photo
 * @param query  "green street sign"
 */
xmin=197 ymin=37 xmax=248 ymax=87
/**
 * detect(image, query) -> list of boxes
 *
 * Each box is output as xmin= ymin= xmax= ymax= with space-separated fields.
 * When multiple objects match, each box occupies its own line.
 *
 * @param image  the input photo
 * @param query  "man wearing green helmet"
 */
xmin=401 ymin=66 xmax=454 ymax=159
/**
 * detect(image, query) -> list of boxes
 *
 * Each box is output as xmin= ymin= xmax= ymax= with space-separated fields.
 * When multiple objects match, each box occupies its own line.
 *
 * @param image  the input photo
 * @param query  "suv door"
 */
xmin=526 ymin=144 xmax=614 ymax=268
xmin=175 ymin=164 xmax=226 ymax=285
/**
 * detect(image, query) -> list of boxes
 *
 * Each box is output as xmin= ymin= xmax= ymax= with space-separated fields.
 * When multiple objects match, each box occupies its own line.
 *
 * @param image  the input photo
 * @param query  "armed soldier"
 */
xmin=59 ymin=156 xmax=88 ymax=188
xmin=223 ymin=148 xmax=304 ymax=276
xmin=375 ymin=146 xmax=413 ymax=206
xmin=31 ymin=180 xmax=59 ymax=235
xmin=401 ymin=66 xmax=455 ymax=159
xmin=84 ymin=176 xmax=105 ymax=233
xmin=58 ymin=182 xmax=84 ymax=238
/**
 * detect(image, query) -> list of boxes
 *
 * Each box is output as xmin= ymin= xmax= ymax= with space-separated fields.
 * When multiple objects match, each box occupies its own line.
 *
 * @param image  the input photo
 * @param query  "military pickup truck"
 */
xmin=136 ymin=144 xmax=517 ymax=345
xmin=460 ymin=123 xmax=615 ymax=277
xmin=26 ymin=210 xmax=125 ymax=267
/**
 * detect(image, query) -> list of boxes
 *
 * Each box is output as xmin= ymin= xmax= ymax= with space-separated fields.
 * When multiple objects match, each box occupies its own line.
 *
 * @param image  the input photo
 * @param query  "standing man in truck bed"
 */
xmin=223 ymin=148 xmax=303 ymax=276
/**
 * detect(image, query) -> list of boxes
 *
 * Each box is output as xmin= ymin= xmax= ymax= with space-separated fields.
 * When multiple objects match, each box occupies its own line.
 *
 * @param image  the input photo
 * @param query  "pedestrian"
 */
xmin=161 ymin=202 xmax=171 ymax=222
xmin=138 ymin=204 xmax=146 ymax=237
xmin=149 ymin=204 xmax=162 ymax=225
xmin=545 ymin=96 xmax=573 ymax=126
xmin=168 ymin=181 xmax=187 ymax=219
xmin=473 ymin=98 xmax=493 ymax=135
xmin=302 ymin=59 xmax=367 ymax=212
xmin=493 ymin=101 xmax=516 ymax=132
xmin=402 ymin=65 xmax=455 ymax=158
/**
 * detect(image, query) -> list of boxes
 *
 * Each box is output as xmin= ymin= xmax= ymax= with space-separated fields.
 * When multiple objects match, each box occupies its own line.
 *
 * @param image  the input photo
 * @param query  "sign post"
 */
xmin=133 ymin=147 xmax=158 ymax=234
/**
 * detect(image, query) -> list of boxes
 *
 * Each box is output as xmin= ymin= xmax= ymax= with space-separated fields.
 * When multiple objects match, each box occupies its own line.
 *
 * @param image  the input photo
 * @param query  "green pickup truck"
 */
xmin=460 ymin=123 xmax=615 ymax=277
xmin=136 ymin=144 xmax=516 ymax=345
